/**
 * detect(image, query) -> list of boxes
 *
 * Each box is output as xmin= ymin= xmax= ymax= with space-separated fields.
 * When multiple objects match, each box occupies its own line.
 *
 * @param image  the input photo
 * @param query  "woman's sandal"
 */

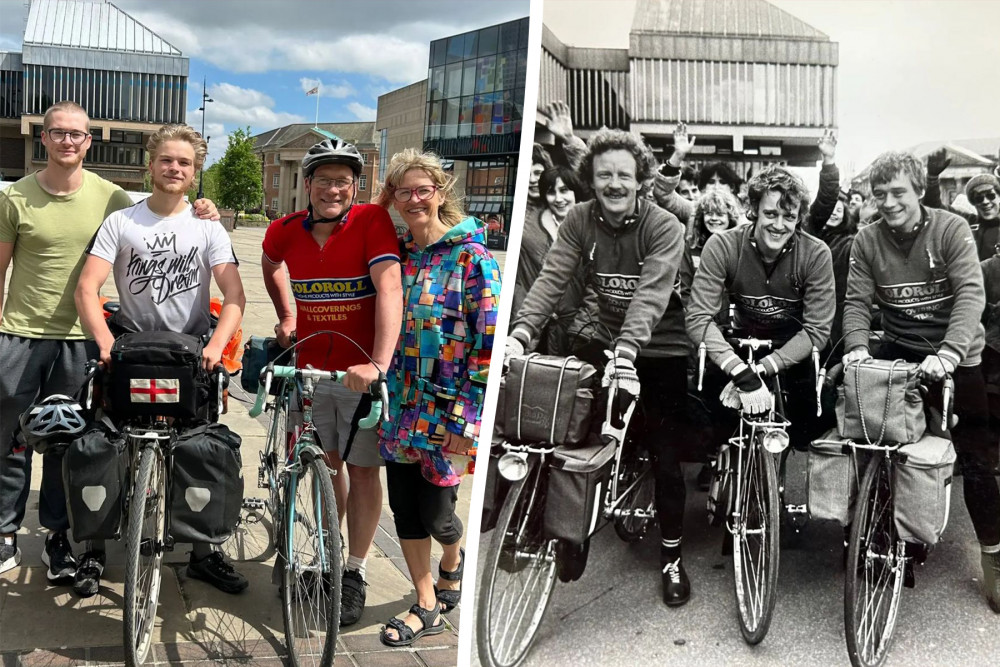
xmin=435 ymin=547 xmax=465 ymax=614
xmin=379 ymin=603 xmax=446 ymax=647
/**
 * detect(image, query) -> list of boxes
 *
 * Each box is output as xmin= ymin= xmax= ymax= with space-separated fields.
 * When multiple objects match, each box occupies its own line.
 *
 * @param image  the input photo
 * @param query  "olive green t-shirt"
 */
xmin=0 ymin=170 xmax=134 ymax=339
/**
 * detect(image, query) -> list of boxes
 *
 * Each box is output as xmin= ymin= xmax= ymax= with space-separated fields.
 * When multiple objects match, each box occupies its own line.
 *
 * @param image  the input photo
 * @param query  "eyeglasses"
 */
xmin=392 ymin=185 xmax=438 ymax=203
xmin=46 ymin=129 xmax=89 ymax=145
xmin=970 ymin=189 xmax=998 ymax=206
xmin=311 ymin=177 xmax=354 ymax=190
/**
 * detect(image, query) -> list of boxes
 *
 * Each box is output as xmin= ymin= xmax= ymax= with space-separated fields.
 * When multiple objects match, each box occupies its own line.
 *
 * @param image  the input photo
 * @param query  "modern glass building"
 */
xmin=0 ymin=0 xmax=188 ymax=188
xmin=423 ymin=17 xmax=529 ymax=249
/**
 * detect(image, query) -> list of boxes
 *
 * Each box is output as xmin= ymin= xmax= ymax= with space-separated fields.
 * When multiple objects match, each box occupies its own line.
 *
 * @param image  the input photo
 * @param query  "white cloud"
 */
xmin=299 ymin=78 xmax=355 ymax=99
xmin=209 ymin=83 xmax=275 ymax=109
xmin=346 ymin=102 xmax=377 ymax=121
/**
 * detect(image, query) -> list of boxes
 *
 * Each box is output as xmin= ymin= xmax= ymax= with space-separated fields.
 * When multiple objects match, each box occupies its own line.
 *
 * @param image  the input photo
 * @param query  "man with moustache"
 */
xmin=261 ymin=138 xmax=402 ymax=626
xmin=74 ymin=124 xmax=246 ymax=597
xmin=505 ymin=128 xmax=695 ymax=607
xmin=686 ymin=166 xmax=835 ymax=451
xmin=0 ymin=102 xmax=217 ymax=583
xmin=842 ymin=151 xmax=1000 ymax=612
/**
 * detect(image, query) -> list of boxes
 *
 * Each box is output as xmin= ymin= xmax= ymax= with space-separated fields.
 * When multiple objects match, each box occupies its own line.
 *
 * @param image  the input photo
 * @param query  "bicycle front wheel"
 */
xmin=477 ymin=458 xmax=558 ymax=667
xmin=845 ymin=456 xmax=905 ymax=667
xmin=123 ymin=446 xmax=167 ymax=667
xmin=731 ymin=441 xmax=780 ymax=645
xmin=281 ymin=456 xmax=341 ymax=667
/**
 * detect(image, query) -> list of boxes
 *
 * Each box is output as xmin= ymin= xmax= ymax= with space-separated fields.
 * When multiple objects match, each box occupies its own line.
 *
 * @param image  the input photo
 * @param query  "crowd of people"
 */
xmin=0 ymin=100 xmax=499 ymax=648
xmin=507 ymin=100 xmax=1000 ymax=613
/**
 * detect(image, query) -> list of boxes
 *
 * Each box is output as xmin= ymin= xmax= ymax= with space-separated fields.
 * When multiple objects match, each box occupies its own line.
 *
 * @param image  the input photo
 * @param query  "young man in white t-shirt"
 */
xmin=74 ymin=125 xmax=247 ymax=597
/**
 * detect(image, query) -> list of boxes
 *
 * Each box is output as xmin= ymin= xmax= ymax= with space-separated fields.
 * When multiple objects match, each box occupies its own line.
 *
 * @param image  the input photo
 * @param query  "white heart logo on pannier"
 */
xmin=81 ymin=486 xmax=107 ymax=512
xmin=185 ymin=487 xmax=211 ymax=512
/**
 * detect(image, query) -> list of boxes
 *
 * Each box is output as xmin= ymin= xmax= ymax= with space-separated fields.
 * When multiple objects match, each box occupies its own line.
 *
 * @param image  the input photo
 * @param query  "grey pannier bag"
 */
xmin=807 ymin=428 xmax=861 ymax=526
xmin=836 ymin=359 xmax=925 ymax=445
xmin=501 ymin=354 xmax=597 ymax=447
xmin=543 ymin=437 xmax=616 ymax=545
xmin=893 ymin=433 xmax=956 ymax=545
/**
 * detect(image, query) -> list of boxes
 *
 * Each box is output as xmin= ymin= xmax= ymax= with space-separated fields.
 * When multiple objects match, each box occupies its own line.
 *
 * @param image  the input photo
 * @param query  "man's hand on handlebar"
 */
xmin=842 ymin=347 xmax=872 ymax=366
xmin=345 ymin=362 xmax=381 ymax=393
xmin=918 ymin=354 xmax=954 ymax=383
xmin=274 ymin=317 xmax=296 ymax=349
xmin=504 ymin=337 xmax=525 ymax=360
xmin=728 ymin=365 xmax=771 ymax=415
xmin=202 ymin=342 xmax=224 ymax=372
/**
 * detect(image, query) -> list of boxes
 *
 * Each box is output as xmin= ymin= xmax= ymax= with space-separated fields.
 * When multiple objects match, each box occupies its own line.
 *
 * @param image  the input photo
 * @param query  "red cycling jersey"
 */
xmin=263 ymin=203 xmax=400 ymax=370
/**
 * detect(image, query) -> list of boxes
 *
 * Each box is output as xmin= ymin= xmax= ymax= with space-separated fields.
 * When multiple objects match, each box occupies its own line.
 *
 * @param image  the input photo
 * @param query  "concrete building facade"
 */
xmin=251 ymin=122 xmax=379 ymax=218
xmin=0 ymin=0 xmax=188 ymax=188
xmin=540 ymin=0 xmax=839 ymax=176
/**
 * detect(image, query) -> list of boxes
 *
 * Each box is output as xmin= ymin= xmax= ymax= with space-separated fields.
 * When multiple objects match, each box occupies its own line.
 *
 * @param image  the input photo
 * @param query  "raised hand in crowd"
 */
xmin=926 ymin=148 xmax=952 ymax=179
xmin=669 ymin=121 xmax=697 ymax=166
xmin=544 ymin=100 xmax=575 ymax=142
xmin=817 ymin=127 xmax=837 ymax=165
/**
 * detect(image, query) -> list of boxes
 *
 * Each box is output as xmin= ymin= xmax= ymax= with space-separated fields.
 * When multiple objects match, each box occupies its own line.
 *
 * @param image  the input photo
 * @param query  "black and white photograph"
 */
xmin=475 ymin=1 xmax=1000 ymax=666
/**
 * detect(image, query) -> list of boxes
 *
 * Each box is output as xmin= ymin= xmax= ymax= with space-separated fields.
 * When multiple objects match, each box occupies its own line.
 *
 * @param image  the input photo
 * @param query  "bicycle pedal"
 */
xmin=243 ymin=498 xmax=266 ymax=511
xmin=785 ymin=504 xmax=808 ymax=515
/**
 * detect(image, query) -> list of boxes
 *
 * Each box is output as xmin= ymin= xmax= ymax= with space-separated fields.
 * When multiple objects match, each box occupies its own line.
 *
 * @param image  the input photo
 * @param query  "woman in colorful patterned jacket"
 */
xmin=374 ymin=148 xmax=500 ymax=647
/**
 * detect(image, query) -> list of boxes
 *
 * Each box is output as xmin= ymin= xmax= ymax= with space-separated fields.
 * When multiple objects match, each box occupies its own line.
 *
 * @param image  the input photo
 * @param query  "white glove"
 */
xmin=504 ymin=336 xmax=525 ymax=361
xmin=720 ymin=381 xmax=742 ymax=410
xmin=604 ymin=355 xmax=641 ymax=397
xmin=737 ymin=384 xmax=773 ymax=415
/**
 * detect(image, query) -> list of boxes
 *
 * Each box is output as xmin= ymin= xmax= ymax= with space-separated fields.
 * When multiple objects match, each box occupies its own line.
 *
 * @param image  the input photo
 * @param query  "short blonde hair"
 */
xmin=43 ymin=101 xmax=89 ymax=131
xmin=146 ymin=124 xmax=208 ymax=171
xmin=375 ymin=149 xmax=464 ymax=228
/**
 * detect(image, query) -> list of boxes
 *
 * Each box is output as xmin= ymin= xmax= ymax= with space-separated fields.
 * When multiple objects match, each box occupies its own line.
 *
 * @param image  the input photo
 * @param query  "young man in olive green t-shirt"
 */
xmin=0 ymin=102 xmax=217 ymax=589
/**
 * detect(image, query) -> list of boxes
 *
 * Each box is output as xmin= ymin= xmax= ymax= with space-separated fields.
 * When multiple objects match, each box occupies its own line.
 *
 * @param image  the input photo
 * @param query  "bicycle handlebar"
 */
xmin=248 ymin=364 xmax=389 ymax=429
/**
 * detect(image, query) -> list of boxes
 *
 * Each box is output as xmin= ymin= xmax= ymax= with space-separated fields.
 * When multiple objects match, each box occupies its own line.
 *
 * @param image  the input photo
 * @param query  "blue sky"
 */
xmin=0 ymin=0 xmax=530 ymax=164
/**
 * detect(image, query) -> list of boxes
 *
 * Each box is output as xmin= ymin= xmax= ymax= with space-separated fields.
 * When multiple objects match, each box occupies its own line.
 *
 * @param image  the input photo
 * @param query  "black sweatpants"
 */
xmin=385 ymin=460 xmax=464 ymax=544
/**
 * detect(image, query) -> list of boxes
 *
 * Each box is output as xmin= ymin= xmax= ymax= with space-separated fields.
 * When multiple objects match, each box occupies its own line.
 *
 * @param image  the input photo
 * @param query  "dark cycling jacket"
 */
xmin=687 ymin=224 xmax=835 ymax=375
xmin=512 ymin=198 xmax=690 ymax=360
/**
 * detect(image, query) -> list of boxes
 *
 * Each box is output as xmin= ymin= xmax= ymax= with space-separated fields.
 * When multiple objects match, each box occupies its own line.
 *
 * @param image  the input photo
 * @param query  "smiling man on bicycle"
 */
xmin=506 ymin=128 xmax=694 ymax=606
xmin=687 ymin=166 xmax=835 ymax=444
xmin=841 ymin=150 xmax=1000 ymax=612
xmin=75 ymin=124 xmax=247 ymax=597
xmin=261 ymin=138 xmax=403 ymax=626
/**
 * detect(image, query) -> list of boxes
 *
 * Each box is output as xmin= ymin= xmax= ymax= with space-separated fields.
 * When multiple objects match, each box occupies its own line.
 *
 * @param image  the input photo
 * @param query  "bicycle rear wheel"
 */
xmin=845 ymin=456 xmax=905 ymax=667
xmin=281 ymin=456 xmax=341 ymax=667
xmin=613 ymin=441 xmax=656 ymax=542
xmin=731 ymin=441 xmax=780 ymax=645
xmin=477 ymin=458 xmax=558 ymax=667
xmin=123 ymin=446 xmax=166 ymax=667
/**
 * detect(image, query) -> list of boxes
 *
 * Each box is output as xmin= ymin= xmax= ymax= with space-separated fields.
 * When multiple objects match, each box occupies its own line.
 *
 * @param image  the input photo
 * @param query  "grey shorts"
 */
xmin=289 ymin=381 xmax=383 ymax=468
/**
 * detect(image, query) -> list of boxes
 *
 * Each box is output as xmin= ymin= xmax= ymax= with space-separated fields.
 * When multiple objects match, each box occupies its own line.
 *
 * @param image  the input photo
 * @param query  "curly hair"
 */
xmin=693 ymin=188 xmax=741 ymax=246
xmin=868 ymin=151 xmax=926 ymax=194
xmin=146 ymin=124 xmax=208 ymax=171
xmin=374 ymin=148 xmax=464 ymax=228
xmin=579 ymin=127 xmax=657 ymax=189
xmin=746 ymin=165 xmax=810 ymax=224
xmin=538 ymin=165 xmax=584 ymax=203
xmin=532 ymin=143 xmax=553 ymax=170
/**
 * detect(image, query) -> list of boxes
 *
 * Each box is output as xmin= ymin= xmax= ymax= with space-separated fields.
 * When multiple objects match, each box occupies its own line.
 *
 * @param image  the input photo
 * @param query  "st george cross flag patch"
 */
xmin=130 ymin=378 xmax=181 ymax=403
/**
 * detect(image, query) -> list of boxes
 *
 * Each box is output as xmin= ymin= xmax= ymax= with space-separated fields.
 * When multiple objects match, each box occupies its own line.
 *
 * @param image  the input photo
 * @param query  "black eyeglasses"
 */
xmin=46 ymin=129 xmax=90 ymax=145
xmin=970 ymin=189 xmax=997 ymax=206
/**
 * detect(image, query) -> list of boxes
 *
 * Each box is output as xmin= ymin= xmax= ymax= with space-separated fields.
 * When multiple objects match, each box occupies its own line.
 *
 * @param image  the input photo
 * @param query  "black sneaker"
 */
xmin=661 ymin=558 xmax=691 ymax=607
xmin=41 ymin=531 xmax=77 ymax=584
xmin=0 ymin=536 xmax=20 ymax=575
xmin=187 ymin=552 xmax=248 ymax=594
xmin=340 ymin=568 xmax=367 ymax=627
xmin=73 ymin=551 xmax=106 ymax=598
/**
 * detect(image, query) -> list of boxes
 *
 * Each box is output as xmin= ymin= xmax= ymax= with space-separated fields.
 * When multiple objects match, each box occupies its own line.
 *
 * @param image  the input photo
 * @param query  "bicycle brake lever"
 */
xmin=697 ymin=342 xmax=706 ymax=392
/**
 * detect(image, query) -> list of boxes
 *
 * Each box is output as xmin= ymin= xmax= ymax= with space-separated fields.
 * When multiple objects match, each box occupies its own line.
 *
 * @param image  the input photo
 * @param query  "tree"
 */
xmin=186 ymin=162 xmax=220 ymax=203
xmin=215 ymin=126 xmax=263 ymax=223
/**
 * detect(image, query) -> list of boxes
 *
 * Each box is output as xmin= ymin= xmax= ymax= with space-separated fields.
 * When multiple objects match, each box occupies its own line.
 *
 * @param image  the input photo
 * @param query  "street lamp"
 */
xmin=197 ymin=76 xmax=213 ymax=199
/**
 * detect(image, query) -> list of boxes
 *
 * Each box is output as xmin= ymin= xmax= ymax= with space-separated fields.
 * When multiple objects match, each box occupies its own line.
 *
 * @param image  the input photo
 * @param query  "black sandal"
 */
xmin=379 ymin=603 xmax=445 ymax=647
xmin=435 ymin=547 xmax=464 ymax=613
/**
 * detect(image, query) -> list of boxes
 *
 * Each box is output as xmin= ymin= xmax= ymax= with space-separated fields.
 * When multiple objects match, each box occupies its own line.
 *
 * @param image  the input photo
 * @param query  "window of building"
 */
xmin=274 ymin=153 xmax=279 ymax=165
xmin=273 ymin=174 xmax=280 ymax=187
xmin=362 ymin=152 xmax=369 ymax=165
xmin=359 ymin=174 xmax=367 ymax=191
xmin=271 ymin=198 xmax=278 ymax=210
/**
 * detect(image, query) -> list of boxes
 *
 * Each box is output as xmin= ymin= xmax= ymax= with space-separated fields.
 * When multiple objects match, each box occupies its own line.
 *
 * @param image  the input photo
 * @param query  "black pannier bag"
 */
xmin=105 ymin=331 xmax=208 ymax=421
xmin=543 ymin=436 xmax=616 ymax=545
xmin=241 ymin=335 xmax=285 ymax=395
xmin=169 ymin=423 xmax=244 ymax=544
xmin=62 ymin=419 xmax=127 ymax=541
xmin=501 ymin=354 xmax=597 ymax=447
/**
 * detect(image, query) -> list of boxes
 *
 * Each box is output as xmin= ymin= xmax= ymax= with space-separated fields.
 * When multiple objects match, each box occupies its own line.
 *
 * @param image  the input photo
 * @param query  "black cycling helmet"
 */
xmin=18 ymin=394 xmax=88 ymax=453
xmin=301 ymin=138 xmax=363 ymax=179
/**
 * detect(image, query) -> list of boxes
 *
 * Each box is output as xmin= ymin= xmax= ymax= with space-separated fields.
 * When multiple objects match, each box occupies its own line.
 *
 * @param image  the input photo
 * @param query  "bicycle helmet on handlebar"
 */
xmin=18 ymin=394 xmax=88 ymax=454
xmin=301 ymin=138 xmax=363 ymax=179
